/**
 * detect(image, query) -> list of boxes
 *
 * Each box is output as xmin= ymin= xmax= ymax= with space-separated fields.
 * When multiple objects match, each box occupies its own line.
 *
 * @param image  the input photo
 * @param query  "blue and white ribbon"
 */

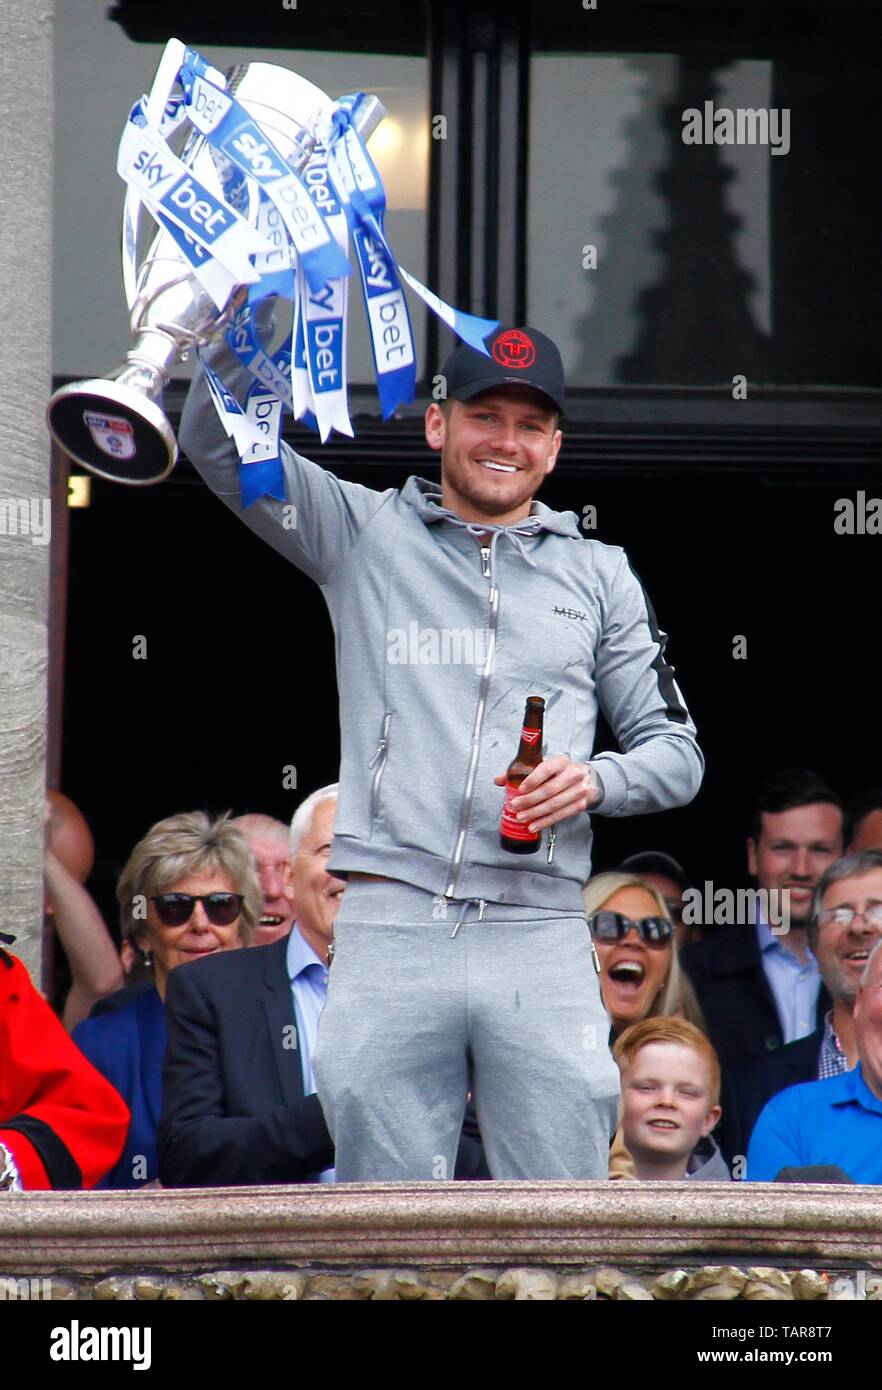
xmin=240 ymin=347 xmax=290 ymax=505
xmin=118 ymin=109 xmax=272 ymax=286
xmin=298 ymin=143 xmax=352 ymax=441
xmin=227 ymin=291 xmax=294 ymax=410
xmin=178 ymin=48 xmax=351 ymax=296
xmin=199 ymin=353 xmax=269 ymax=463
xmin=325 ymin=96 xmax=498 ymax=354
xmin=122 ymin=96 xmax=238 ymax=311
xmin=115 ymin=39 xmax=502 ymax=507
xmin=291 ymin=280 xmax=318 ymax=432
xmin=324 ymin=95 xmax=417 ymax=421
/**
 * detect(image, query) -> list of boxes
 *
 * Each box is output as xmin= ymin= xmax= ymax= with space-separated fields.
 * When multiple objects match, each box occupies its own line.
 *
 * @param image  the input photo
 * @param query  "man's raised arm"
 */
xmin=180 ymin=345 xmax=392 ymax=585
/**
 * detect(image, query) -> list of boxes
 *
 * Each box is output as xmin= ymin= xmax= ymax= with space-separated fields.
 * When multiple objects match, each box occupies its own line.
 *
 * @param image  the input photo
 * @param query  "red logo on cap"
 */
xmin=492 ymin=329 xmax=536 ymax=369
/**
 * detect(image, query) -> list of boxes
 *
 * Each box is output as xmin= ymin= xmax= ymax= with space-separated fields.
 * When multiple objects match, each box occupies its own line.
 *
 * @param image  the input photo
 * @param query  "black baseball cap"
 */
xmin=442 ymin=325 xmax=566 ymax=415
xmin=619 ymin=851 xmax=692 ymax=893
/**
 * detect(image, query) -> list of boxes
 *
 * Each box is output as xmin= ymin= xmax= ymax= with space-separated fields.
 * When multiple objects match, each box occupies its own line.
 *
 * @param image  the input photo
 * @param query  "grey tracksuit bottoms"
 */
xmin=312 ymin=879 xmax=620 ymax=1181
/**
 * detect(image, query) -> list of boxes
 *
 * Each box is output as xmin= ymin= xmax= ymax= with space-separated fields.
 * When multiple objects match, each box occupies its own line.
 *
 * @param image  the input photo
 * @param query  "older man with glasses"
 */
xmin=744 ymin=851 xmax=882 ymax=1181
xmin=720 ymin=849 xmax=882 ymax=1163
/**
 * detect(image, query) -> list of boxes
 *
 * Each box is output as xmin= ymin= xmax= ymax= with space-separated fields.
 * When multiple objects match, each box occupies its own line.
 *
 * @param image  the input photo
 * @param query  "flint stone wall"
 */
xmin=1 ymin=1182 xmax=880 ymax=1301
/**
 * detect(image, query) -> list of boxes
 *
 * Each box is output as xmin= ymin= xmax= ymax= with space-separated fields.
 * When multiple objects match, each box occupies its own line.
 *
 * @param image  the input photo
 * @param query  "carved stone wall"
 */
xmin=2 ymin=1183 xmax=880 ymax=1300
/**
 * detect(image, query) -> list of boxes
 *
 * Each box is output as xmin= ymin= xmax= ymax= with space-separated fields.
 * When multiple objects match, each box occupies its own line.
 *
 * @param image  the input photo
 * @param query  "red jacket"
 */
xmin=0 ymin=948 xmax=130 ymax=1189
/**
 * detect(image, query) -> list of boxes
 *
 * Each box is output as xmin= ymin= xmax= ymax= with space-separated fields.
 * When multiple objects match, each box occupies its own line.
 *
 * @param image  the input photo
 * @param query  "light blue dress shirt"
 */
xmin=286 ymin=926 xmax=334 ymax=1182
xmin=756 ymin=917 xmax=821 ymax=1044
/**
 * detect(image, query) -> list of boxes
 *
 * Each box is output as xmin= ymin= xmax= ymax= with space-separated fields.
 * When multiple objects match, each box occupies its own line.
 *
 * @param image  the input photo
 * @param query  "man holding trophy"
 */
xmin=48 ymin=41 xmax=703 ymax=1181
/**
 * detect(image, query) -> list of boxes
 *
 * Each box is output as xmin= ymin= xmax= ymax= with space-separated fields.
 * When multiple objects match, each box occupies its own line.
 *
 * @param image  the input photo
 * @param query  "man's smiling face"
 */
xmin=425 ymin=386 xmax=562 ymax=527
xmin=746 ymin=802 xmax=844 ymax=925
xmin=814 ymin=868 xmax=882 ymax=1002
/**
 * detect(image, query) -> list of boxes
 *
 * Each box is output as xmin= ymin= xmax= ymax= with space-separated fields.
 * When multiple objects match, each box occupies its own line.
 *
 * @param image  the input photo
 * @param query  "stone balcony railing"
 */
xmin=2 ymin=1182 xmax=881 ymax=1301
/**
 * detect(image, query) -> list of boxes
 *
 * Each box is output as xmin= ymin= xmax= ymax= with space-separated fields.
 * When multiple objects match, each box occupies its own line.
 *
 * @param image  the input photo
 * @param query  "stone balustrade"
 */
xmin=2 ymin=1181 xmax=880 ymax=1300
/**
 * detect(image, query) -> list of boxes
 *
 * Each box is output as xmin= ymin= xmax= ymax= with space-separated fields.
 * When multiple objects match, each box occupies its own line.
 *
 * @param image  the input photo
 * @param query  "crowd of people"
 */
xmin=3 ymin=767 xmax=882 ymax=1191
xmin=6 ymin=325 xmax=879 ymax=1192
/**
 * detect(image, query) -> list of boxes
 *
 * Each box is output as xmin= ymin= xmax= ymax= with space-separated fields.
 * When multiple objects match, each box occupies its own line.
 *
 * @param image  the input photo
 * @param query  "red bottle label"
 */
xmin=500 ymin=782 xmax=540 ymax=842
xmin=520 ymin=727 xmax=541 ymax=745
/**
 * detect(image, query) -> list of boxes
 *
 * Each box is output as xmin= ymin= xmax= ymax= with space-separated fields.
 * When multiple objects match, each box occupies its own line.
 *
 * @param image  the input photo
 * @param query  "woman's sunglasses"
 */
xmin=150 ymin=892 xmax=244 ymax=928
xmin=587 ymin=910 xmax=674 ymax=946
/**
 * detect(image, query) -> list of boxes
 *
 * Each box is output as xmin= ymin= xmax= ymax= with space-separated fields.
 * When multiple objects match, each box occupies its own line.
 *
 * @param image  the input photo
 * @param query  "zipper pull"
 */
xmin=547 ymin=826 xmax=556 ymax=864
xmin=480 ymin=545 xmax=491 ymax=579
xmin=369 ymin=714 xmax=391 ymax=766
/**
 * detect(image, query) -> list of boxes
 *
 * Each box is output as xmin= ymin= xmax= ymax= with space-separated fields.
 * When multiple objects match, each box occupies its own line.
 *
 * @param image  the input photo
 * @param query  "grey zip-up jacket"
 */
xmin=181 ymin=352 xmax=703 ymax=913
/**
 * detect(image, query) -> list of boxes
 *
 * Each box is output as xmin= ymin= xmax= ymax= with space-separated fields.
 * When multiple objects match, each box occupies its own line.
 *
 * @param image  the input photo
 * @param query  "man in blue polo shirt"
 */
xmin=747 ymin=933 xmax=882 ymax=1182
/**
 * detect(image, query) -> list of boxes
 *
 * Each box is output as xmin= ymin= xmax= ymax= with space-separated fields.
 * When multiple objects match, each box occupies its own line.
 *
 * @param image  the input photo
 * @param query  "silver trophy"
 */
xmin=47 ymin=57 xmax=383 ymax=485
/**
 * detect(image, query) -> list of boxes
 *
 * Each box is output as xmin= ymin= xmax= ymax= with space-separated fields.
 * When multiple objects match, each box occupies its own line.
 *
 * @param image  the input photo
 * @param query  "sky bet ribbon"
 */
xmin=291 ymin=277 xmax=319 ymax=433
xmin=115 ymin=39 xmax=502 ymax=505
xmin=227 ymin=291 xmax=294 ymax=412
xmin=199 ymin=351 xmax=271 ymax=468
xmin=239 ymin=348 xmax=291 ymax=506
xmin=178 ymin=48 xmax=351 ymax=297
xmin=324 ymin=95 xmax=415 ymax=420
xmin=325 ymin=97 xmax=499 ymax=360
xmin=298 ymin=142 xmax=353 ymax=441
xmin=117 ymin=104 xmax=272 ymax=288
xmin=122 ymin=97 xmax=239 ymax=313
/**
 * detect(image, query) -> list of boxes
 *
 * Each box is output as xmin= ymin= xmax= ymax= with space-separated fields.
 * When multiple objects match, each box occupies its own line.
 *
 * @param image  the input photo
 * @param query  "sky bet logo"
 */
xmin=133 ymin=146 xmax=232 ymax=243
xmin=228 ymin=125 xmax=287 ymax=183
xmin=355 ymin=229 xmax=394 ymax=293
xmin=303 ymin=154 xmax=340 ymax=220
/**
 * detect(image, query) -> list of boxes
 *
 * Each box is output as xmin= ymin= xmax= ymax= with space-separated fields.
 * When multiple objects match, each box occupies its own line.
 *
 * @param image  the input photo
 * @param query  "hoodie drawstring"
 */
xmin=450 ymin=897 xmax=488 ymax=939
xmin=446 ymin=518 xmax=539 ymax=589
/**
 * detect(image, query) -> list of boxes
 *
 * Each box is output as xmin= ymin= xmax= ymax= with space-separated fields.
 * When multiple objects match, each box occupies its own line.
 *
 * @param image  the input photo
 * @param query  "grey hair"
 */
xmin=289 ymin=783 xmax=339 ymax=859
xmin=581 ymin=870 xmax=682 ymax=1022
xmin=809 ymin=848 xmax=882 ymax=952
xmin=231 ymin=812 xmax=289 ymax=845
xmin=860 ymin=938 xmax=882 ymax=989
xmin=117 ymin=811 xmax=261 ymax=945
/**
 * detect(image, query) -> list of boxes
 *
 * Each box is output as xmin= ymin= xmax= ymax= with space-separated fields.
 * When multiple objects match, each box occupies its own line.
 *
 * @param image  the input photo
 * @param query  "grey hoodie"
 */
xmin=687 ymin=1135 xmax=732 ymax=1180
xmin=181 ymin=353 xmax=704 ymax=912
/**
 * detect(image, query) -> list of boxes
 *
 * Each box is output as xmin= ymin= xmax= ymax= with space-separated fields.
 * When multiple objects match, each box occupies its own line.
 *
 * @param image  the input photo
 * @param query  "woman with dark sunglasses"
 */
xmin=584 ymin=871 xmax=714 ymax=1179
xmin=582 ymin=871 xmax=704 ymax=1039
xmin=72 ymin=812 xmax=260 ymax=1188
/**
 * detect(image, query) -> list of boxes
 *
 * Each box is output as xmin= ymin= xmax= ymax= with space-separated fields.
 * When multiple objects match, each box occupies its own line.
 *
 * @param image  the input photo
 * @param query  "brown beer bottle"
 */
xmin=499 ymin=696 xmax=545 ymax=854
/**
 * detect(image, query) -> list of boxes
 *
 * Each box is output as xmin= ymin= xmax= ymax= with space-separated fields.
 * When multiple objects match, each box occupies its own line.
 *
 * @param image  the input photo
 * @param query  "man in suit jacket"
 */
xmin=719 ymin=1027 xmax=821 ymax=1167
xmin=680 ymin=770 xmax=843 ymax=1071
xmin=681 ymin=921 xmax=830 ymax=1072
xmin=159 ymin=929 xmax=335 ymax=1185
xmin=159 ymin=787 xmax=488 ymax=1185
xmin=717 ymin=847 xmax=882 ymax=1164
